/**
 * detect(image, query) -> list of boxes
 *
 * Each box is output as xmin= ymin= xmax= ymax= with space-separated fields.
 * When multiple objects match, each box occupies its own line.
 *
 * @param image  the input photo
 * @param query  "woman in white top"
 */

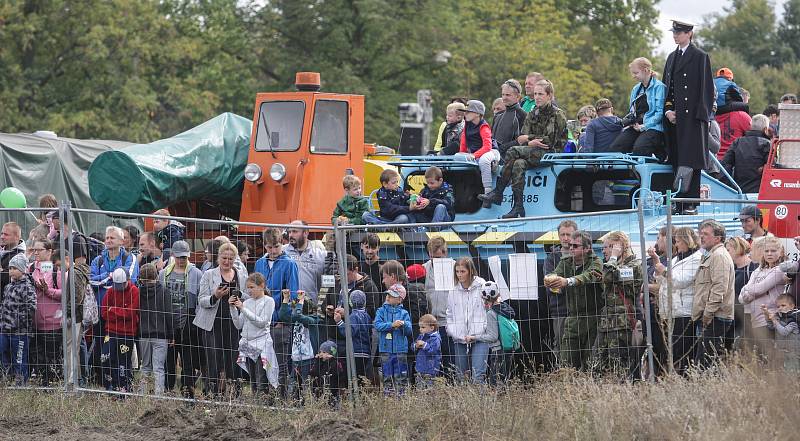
xmin=655 ymin=227 xmax=702 ymax=375
xmin=446 ymin=257 xmax=488 ymax=384
xmin=739 ymin=236 xmax=786 ymax=364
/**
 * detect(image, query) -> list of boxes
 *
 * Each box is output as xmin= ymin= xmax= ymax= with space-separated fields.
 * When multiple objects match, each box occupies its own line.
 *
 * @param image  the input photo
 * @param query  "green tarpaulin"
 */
xmin=88 ymin=112 xmax=252 ymax=214
xmin=0 ymin=132 xmax=133 ymax=234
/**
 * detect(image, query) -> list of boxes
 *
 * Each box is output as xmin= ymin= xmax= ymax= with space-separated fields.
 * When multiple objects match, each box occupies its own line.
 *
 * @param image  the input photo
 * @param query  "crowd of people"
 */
xmin=402 ymin=20 xmax=795 ymax=220
xmin=0 ymin=20 xmax=798 ymax=406
xmin=0 ymin=189 xmax=796 ymax=406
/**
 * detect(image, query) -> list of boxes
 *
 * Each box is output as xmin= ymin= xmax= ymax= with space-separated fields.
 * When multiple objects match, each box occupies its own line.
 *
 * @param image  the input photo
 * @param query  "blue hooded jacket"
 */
xmin=374 ymin=302 xmax=412 ymax=354
xmin=90 ymin=248 xmax=138 ymax=306
xmin=414 ymin=330 xmax=442 ymax=376
xmin=338 ymin=307 xmax=372 ymax=356
xmin=254 ymin=252 xmax=299 ymax=323
xmin=628 ymin=77 xmax=666 ymax=133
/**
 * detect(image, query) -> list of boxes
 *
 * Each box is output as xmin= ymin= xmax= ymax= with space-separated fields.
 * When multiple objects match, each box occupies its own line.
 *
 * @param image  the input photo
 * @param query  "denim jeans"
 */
xmin=453 ymin=341 xmax=490 ymax=384
xmin=0 ymin=333 xmax=30 ymax=384
xmin=414 ymin=204 xmax=451 ymax=224
xmin=362 ymin=212 xmax=414 ymax=225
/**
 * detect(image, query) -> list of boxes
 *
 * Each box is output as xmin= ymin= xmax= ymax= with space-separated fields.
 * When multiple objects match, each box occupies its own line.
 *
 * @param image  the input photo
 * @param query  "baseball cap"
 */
xmin=738 ymin=205 xmax=762 ymax=221
xmin=319 ymin=340 xmax=338 ymax=356
xmin=171 ymin=240 xmax=191 ymax=258
xmin=457 ymin=99 xmax=486 ymax=116
xmin=386 ymin=283 xmax=407 ymax=301
xmin=406 ymin=264 xmax=426 ymax=282
xmin=716 ymin=68 xmax=734 ymax=80
xmin=112 ymin=267 xmax=129 ymax=292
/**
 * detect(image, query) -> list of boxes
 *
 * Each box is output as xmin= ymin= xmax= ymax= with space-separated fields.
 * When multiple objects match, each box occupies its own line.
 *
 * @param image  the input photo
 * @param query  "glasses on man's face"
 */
xmin=568 ymin=243 xmax=583 ymax=249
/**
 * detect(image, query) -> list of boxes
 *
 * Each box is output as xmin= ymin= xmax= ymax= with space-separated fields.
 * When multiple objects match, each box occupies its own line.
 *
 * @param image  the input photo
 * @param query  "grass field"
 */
xmin=0 ymin=363 xmax=797 ymax=440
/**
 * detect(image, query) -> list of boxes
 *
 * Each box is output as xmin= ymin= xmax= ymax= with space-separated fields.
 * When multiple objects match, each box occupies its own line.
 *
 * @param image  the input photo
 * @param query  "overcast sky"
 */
xmin=656 ymin=0 xmax=787 ymax=55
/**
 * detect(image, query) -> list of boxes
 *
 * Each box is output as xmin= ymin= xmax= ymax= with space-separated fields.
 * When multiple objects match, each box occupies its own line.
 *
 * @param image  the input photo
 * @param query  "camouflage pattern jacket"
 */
xmin=553 ymin=253 xmax=604 ymax=317
xmin=599 ymin=254 xmax=643 ymax=331
xmin=520 ymin=102 xmax=568 ymax=151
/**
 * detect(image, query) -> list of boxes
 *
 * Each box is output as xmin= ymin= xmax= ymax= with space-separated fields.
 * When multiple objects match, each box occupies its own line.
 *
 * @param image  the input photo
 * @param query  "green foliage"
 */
xmin=0 ymin=0 xmax=659 ymax=145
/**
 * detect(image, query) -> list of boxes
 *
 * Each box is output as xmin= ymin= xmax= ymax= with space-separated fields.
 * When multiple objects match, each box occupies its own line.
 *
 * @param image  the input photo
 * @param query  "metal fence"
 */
xmin=0 ymin=197 xmax=794 ymax=405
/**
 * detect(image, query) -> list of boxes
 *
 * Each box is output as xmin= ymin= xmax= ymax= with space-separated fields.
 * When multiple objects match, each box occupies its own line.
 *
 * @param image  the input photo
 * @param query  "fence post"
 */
xmin=665 ymin=191 xmax=675 ymax=374
xmin=334 ymin=222 xmax=358 ymax=401
xmin=637 ymin=199 xmax=656 ymax=382
xmin=56 ymin=202 xmax=68 ymax=392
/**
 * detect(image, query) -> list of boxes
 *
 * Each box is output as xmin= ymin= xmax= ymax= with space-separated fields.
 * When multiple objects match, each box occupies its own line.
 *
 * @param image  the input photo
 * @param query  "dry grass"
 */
xmin=0 ymin=362 xmax=797 ymax=440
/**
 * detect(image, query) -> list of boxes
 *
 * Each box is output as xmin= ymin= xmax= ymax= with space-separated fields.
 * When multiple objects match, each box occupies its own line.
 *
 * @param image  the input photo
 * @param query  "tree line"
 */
xmin=12 ymin=0 xmax=793 ymax=147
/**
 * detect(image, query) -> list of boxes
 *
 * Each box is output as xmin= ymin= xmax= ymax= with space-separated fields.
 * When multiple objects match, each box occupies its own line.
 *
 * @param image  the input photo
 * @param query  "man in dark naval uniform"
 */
xmin=662 ymin=20 xmax=715 ymax=215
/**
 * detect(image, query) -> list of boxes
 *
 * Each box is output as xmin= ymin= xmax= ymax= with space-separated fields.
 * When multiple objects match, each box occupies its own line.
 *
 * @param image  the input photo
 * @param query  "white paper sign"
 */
xmin=432 ymin=258 xmax=455 ymax=291
xmin=508 ymin=253 xmax=538 ymax=300
xmin=488 ymin=255 xmax=511 ymax=301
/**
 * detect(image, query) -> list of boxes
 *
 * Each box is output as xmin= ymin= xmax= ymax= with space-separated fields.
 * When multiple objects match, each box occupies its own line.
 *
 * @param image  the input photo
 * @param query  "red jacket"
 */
xmin=101 ymin=282 xmax=140 ymax=336
xmin=459 ymin=120 xmax=493 ymax=158
xmin=715 ymin=111 xmax=751 ymax=159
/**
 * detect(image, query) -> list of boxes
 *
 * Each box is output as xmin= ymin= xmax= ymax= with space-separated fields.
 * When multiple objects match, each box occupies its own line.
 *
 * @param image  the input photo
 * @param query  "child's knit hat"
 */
xmin=8 ymin=254 xmax=27 ymax=272
xmin=350 ymin=290 xmax=366 ymax=309
xmin=319 ymin=340 xmax=338 ymax=356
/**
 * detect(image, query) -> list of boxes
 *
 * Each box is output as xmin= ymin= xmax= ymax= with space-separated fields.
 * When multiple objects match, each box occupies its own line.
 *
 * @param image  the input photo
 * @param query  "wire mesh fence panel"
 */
xmin=47 ymin=207 xmax=351 ymax=406
xmin=336 ymin=207 xmax=652 ymax=390
xmin=660 ymin=198 xmax=800 ymax=375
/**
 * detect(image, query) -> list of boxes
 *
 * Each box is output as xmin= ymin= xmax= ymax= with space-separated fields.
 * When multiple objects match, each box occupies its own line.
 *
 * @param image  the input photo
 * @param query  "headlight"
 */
xmin=269 ymin=163 xmax=287 ymax=182
xmin=244 ymin=163 xmax=262 ymax=182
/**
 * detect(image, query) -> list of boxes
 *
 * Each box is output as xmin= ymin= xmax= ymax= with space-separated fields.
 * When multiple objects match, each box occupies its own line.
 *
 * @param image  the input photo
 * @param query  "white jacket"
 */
xmin=658 ymin=250 xmax=702 ymax=319
xmin=446 ymin=277 xmax=487 ymax=344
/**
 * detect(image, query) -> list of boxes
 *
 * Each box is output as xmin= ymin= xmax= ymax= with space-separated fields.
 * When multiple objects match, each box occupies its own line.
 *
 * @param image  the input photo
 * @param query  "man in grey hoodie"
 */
xmin=158 ymin=240 xmax=203 ymax=398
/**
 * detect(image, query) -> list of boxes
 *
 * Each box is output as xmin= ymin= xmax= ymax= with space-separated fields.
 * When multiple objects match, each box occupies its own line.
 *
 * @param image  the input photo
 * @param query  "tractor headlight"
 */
xmin=244 ymin=163 xmax=262 ymax=182
xmin=269 ymin=163 xmax=287 ymax=182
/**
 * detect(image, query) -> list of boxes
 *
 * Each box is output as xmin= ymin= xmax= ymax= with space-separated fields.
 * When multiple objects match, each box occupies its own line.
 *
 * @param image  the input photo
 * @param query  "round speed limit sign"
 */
xmin=775 ymin=205 xmax=789 ymax=220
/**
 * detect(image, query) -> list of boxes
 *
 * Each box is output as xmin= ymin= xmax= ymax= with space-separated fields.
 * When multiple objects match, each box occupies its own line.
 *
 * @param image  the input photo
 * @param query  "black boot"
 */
xmin=502 ymin=189 xmax=526 ymax=219
xmin=478 ymin=176 xmax=508 ymax=207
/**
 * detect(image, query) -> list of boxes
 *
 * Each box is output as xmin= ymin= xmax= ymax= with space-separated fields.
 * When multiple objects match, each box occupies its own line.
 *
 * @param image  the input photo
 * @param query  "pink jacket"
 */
xmin=738 ymin=265 xmax=785 ymax=328
xmin=31 ymin=261 xmax=63 ymax=331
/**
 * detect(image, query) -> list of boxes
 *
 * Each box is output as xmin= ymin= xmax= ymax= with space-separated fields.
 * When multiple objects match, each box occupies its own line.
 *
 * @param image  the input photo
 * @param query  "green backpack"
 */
xmin=498 ymin=314 xmax=521 ymax=352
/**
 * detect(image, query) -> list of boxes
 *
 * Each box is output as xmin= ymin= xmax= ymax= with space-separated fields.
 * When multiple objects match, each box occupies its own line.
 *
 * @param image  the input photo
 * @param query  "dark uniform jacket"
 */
xmin=662 ymin=43 xmax=715 ymax=169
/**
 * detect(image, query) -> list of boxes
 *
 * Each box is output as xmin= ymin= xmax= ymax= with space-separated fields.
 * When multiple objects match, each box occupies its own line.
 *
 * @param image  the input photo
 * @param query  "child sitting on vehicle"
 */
xmin=332 ymin=175 xmax=370 ymax=226
xmin=414 ymin=314 xmax=442 ymax=387
xmin=764 ymin=294 xmax=800 ymax=372
xmin=362 ymin=169 xmax=416 ymax=225
xmin=152 ymin=208 xmax=185 ymax=261
xmin=434 ymin=102 xmax=466 ymax=156
xmin=416 ymin=166 xmax=455 ymax=225
xmin=457 ymin=100 xmax=501 ymax=208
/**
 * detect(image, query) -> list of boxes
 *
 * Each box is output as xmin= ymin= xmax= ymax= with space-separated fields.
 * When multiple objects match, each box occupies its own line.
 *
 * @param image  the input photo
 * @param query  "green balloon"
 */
xmin=0 ymin=187 xmax=27 ymax=209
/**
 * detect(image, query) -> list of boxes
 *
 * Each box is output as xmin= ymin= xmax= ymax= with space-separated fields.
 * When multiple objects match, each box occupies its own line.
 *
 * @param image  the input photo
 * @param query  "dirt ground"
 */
xmin=0 ymin=397 xmax=380 ymax=441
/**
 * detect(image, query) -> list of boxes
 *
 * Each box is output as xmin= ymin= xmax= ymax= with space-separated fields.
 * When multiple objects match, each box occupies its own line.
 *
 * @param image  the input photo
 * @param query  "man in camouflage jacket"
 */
xmin=545 ymin=231 xmax=604 ymax=371
xmin=479 ymin=79 xmax=567 ymax=219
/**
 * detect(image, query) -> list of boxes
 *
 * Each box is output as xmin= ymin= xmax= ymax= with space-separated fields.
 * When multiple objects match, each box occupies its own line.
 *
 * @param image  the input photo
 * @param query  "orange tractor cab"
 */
xmin=238 ymin=72 xmax=384 ymax=230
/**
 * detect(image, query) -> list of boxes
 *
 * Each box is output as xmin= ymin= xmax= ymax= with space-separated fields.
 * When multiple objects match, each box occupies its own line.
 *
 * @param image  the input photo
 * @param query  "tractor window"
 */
xmin=310 ymin=100 xmax=348 ymax=154
xmin=555 ymin=169 xmax=640 ymax=212
xmin=254 ymin=101 xmax=305 ymax=152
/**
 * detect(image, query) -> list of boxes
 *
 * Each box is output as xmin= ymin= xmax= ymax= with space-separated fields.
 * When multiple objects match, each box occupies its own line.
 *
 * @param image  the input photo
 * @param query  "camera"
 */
xmin=621 ymin=112 xmax=639 ymax=127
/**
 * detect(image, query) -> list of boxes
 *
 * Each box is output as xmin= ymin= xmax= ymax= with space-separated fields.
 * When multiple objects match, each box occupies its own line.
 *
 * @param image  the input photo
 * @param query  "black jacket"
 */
xmin=0 ymin=243 xmax=24 ymax=303
xmin=138 ymin=282 xmax=177 ymax=339
xmin=492 ymin=103 xmax=527 ymax=156
xmin=440 ymin=121 xmax=464 ymax=156
xmin=419 ymin=182 xmax=455 ymax=220
xmin=663 ymin=43 xmax=715 ymax=169
xmin=721 ymin=130 xmax=770 ymax=193
xmin=404 ymin=282 xmax=430 ymax=337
